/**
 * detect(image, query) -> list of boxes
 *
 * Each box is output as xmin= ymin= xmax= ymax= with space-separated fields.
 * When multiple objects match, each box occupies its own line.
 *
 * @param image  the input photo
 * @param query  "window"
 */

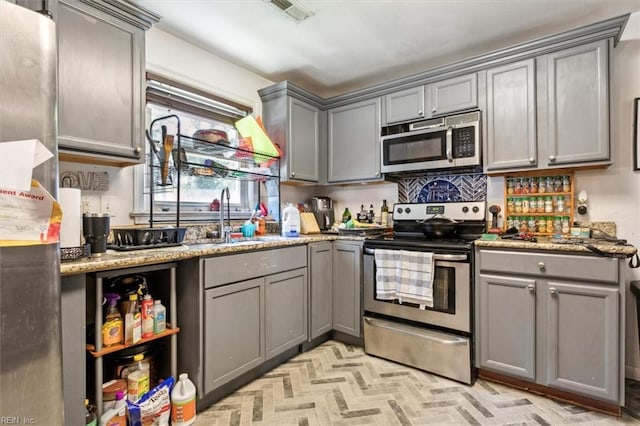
xmin=133 ymin=73 xmax=259 ymax=224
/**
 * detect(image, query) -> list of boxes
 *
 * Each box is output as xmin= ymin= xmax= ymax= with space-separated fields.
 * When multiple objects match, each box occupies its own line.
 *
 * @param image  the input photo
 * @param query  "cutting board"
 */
xmin=300 ymin=212 xmax=321 ymax=234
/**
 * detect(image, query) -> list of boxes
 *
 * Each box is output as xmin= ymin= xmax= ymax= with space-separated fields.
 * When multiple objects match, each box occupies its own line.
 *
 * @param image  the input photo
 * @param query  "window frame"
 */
xmin=132 ymin=74 xmax=257 ymax=225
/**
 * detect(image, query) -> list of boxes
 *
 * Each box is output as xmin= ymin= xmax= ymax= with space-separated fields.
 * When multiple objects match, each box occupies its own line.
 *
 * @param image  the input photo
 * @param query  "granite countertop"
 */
xmin=475 ymin=237 xmax=638 ymax=257
xmin=60 ymin=234 xmax=361 ymax=275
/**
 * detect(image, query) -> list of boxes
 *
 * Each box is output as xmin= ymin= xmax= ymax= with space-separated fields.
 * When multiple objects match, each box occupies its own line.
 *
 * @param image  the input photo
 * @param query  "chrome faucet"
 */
xmin=219 ymin=186 xmax=232 ymax=243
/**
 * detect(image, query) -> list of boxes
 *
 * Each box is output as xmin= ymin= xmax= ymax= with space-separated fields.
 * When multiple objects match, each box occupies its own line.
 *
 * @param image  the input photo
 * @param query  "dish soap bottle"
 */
xmin=102 ymin=293 xmax=123 ymax=346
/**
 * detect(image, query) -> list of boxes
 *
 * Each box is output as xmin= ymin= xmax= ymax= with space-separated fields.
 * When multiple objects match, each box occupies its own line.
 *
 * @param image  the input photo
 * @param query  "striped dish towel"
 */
xmin=395 ymin=250 xmax=434 ymax=307
xmin=374 ymin=249 xmax=400 ymax=300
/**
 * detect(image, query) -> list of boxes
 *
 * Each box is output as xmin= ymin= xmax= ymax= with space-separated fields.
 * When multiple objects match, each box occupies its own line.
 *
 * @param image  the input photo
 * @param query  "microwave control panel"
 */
xmin=453 ymin=127 xmax=475 ymax=158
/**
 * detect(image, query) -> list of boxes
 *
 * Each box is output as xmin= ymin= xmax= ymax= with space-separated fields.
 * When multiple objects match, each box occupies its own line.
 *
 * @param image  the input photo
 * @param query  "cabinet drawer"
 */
xmin=203 ymin=246 xmax=307 ymax=288
xmin=477 ymin=249 xmax=618 ymax=284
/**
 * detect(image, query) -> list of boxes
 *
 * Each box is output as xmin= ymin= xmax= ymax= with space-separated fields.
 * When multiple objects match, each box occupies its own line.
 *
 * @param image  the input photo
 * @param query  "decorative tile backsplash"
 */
xmin=397 ymin=173 xmax=487 ymax=203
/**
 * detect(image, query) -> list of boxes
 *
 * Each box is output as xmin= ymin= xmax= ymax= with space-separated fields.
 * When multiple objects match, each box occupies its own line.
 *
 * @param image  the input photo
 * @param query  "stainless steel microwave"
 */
xmin=380 ymin=110 xmax=481 ymax=174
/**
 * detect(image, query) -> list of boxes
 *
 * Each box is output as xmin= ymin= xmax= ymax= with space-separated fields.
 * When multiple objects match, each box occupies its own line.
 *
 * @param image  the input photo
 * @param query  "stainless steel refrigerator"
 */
xmin=0 ymin=1 xmax=63 ymax=424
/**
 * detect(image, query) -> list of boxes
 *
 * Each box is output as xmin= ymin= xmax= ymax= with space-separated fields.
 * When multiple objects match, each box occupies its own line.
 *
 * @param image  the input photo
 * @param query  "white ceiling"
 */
xmin=131 ymin=0 xmax=640 ymax=98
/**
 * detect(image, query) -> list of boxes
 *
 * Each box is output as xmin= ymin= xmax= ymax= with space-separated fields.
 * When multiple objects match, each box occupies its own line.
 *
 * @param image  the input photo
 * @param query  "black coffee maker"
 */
xmin=308 ymin=197 xmax=335 ymax=231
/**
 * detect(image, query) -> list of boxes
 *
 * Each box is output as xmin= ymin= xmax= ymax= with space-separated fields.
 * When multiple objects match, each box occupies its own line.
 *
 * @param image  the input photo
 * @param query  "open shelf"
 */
xmin=86 ymin=326 xmax=180 ymax=358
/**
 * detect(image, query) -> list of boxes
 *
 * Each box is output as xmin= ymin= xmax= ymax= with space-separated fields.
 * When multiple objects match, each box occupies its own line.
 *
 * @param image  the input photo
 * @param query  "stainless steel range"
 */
xmin=363 ymin=201 xmax=486 ymax=384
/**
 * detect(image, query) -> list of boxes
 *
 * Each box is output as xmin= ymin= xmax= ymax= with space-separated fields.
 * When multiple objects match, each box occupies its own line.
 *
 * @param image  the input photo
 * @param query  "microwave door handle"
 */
xmin=446 ymin=126 xmax=453 ymax=162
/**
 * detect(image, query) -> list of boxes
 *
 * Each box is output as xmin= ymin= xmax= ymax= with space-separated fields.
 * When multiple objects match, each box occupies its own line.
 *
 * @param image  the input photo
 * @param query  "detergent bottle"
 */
xmin=102 ymin=293 xmax=123 ymax=346
xmin=281 ymin=203 xmax=300 ymax=237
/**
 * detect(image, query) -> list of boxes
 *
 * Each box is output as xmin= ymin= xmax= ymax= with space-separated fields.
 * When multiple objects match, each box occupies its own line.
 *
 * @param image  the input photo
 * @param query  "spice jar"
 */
xmin=529 ymin=177 xmax=538 ymax=193
xmin=538 ymin=218 xmax=547 ymax=233
xmin=546 ymin=217 xmax=554 ymax=232
xmin=521 ymin=177 xmax=530 ymax=194
xmin=514 ymin=198 xmax=523 ymax=213
xmin=512 ymin=217 xmax=521 ymax=230
xmin=538 ymin=176 xmax=547 ymax=193
xmin=554 ymin=176 xmax=563 ymax=192
xmin=528 ymin=217 xmax=537 ymax=233
xmin=561 ymin=216 xmax=570 ymax=234
xmin=507 ymin=198 xmax=515 ymax=214
xmin=506 ymin=217 xmax=514 ymax=229
xmin=546 ymin=176 xmax=554 ymax=193
xmin=543 ymin=196 xmax=553 ymax=213
xmin=553 ymin=217 xmax=562 ymax=235
xmin=562 ymin=175 xmax=571 ymax=192
xmin=520 ymin=219 xmax=529 ymax=233
xmin=522 ymin=197 xmax=530 ymax=214
xmin=507 ymin=178 xmax=515 ymax=195
xmin=556 ymin=195 xmax=565 ymax=213
xmin=529 ymin=197 xmax=538 ymax=213
xmin=514 ymin=179 xmax=522 ymax=194
xmin=537 ymin=197 xmax=545 ymax=213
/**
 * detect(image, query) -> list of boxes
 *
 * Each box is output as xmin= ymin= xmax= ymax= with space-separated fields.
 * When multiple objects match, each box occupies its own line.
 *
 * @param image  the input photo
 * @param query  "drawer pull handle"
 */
xmin=527 ymin=284 xmax=535 ymax=293
xmin=549 ymin=287 xmax=557 ymax=295
xmin=537 ymin=262 xmax=545 ymax=270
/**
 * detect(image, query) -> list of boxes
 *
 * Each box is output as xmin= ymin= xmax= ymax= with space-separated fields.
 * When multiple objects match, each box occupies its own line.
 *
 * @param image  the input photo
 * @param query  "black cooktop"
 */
xmin=364 ymin=233 xmax=478 ymax=252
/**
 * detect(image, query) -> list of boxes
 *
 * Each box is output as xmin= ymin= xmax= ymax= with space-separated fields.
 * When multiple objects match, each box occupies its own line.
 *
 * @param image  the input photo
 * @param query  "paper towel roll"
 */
xmin=59 ymin=187 xmax=81 ymax=248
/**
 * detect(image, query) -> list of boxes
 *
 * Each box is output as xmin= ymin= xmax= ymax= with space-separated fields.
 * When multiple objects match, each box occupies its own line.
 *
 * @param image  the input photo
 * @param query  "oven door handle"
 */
xmin=364 ymin=247 xmax=467 ymax=262
xmin=364 ymin=317 xmax=468 ymax=345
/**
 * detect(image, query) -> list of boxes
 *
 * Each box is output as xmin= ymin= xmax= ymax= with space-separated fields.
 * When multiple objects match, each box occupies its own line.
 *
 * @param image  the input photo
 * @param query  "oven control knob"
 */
xmin=404 ymin=207 xmax=411 ymax=214
xmin=397 ymin=207 xmax=403 ymax=214
xmin=472 ymin=206 xmax=480 ymax=213
xmin=462 ymin=206 xmax=469 ymax=213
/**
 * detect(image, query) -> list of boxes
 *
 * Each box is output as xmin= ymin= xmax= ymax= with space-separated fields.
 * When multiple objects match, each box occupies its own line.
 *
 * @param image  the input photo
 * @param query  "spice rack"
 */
xmin=503 ymin=171 xmax=574 ymax=235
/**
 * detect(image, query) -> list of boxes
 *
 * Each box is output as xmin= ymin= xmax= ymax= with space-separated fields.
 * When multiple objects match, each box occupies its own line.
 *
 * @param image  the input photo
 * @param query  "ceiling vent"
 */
xmin=268 ymin=0 xmax=314 ymax=22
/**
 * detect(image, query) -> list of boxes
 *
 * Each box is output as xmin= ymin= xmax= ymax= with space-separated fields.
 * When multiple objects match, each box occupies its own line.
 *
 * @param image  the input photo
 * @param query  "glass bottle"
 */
xmin=522 ymin=197 xmax=530 ymax=214
xmin=529 ymin=197 xmax=538 ymax=213
xmin=507 ymin=198 xmax=515 ymax=214
xmin=546 ymin=176 xmax=554 ymax=193
xmin=537 ymin=197 xmax=545 ymax=213
xmin=546 ymin=217 xmax=554 ymax=232
xmin=521 ymin=177 xmax=530 ymax=194
xmin=506 ymin=217 xmax=514 ymax=230
xmin=514 ymin=178 xmax=522 ymax=194
xmin=529 ymin=177 xmax=538 ymax=193
xmin=380 ymin=200 xmax=389 ymax=227
xmin=556 ymin=195 xmax=565 ymax=213
xmin=553 ymin=217 xmax=562 ymax=235
xmin=514 ymin=198 xmax=523 ymax=213
xmin=562 ymin=175 xmax=571 ymax=193
xmin=342 ymin=207 xmax=351 ymax=223
xmin=554 ymin=176 xmax=563 ymax=192
xmin=561 ymin=216 xmax=571 ymax=234
xmin=544 ymin=196 xmax=553 ymax=213
xmin=512 ymin=217 xmax=520 ymax=230
xmin=528 ymin=217 xmax=537 ymax=233
xmin=507 ymin=178 xmax=515 ymax=195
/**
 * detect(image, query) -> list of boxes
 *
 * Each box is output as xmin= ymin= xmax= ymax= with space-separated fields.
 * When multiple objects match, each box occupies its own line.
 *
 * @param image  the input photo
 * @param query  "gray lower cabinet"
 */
xmin=204 ymin=278 xmax=265 ymax=395
xmin=539 ymin=39 xmax=610 ymax=167
xmin=308 ymin=242 xmax=333 ymax=339
xmin=476 ymin=248 xmax=623 ymax=404
xmin=333 ymin=241 xmax=362 ymax=337
xmin=265 ymin=268 xmax=308 ymax=359
xmin=327 ymin=98 xmax=381 ymax=183
xmin=485 ymin=59 xmax=537 ymax=171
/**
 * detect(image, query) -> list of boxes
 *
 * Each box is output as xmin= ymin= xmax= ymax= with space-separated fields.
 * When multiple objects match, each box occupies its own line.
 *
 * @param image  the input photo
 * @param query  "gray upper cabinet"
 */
xmin=426 ymin=73 xmax=478 ymax=117
xmin=260 ymin=85 xmax=324 ymax=183
xmin=485 ymin=59 xmax=537 ymax=171
xmin=308 ymin=242 xmax=333 ymax=340
xmin=327 ymin=98 xmax=381 ymax=183
xmin=540 ymin=40 xmax=610 ymax=167
xmin=475 ymin=248 xmax=623 ymax=404
xmin=55 ymin=0 xmax=157 ymax=165
xmin=332 ymin=241 xmax=362 ymax=337
xmin=383 ymin=86 xmax=425 ymax=125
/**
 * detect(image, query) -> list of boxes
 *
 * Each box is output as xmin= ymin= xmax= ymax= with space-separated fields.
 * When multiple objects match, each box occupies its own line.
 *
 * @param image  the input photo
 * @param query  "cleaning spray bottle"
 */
xmin=102 ymin=293 xmax=123 ymax=346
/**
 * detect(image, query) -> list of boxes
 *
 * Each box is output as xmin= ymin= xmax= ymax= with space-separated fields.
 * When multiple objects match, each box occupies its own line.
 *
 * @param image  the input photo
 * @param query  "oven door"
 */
xmin=363 ymin=248 xmax=470 ymax=333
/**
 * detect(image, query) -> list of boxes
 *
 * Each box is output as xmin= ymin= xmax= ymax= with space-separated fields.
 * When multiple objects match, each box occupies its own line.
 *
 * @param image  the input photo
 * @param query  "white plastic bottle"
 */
xmin=99 ymin=390 xmax=126 ymax=426
xmin=281 ymin=203 xmax=300 ymax=237
xmin=153 ymin=299 xmax=166 ymax=334
xmin=127 ymin=354 xmax=150 ymax=402
xmin=171 ymin=373 xmax=197 ymax=425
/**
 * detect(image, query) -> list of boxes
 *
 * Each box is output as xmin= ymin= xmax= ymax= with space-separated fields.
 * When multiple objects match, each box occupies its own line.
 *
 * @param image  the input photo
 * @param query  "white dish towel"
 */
xmin=374 ymin=249 xmax=434 ymax=307
xmin=396 ymin=250 xmax=434 ymax=307
xmin=374 ymin=249 xmax=400 ymax=300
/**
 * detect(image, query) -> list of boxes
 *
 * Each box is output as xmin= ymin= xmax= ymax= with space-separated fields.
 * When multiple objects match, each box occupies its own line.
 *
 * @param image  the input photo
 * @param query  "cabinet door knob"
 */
xmin=537 ymin=262 xmax=545 ymax=270
xmin=418 ymin=110 xmax=423 ymax=116
xmin=432 ymin=107 xmax=437 ymax=113
xmin=529 ymin=157 xmax=535 ymax=163
xmin=290 ymin=172 xmax=296 ymax=177
xmin=135 ymin=146 xmax=141 ymax=154
xmin=549 ymin=287 xmax=557 ymax=295
xmin=549 ymin=155 xmax=556 ymax=162
xmin=527 ymin=284 xmax=535 ymax=293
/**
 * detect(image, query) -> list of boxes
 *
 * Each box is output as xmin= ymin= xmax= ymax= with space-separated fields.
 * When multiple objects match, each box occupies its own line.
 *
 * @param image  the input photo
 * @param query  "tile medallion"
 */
xmin=398 ymin=173 xmax=487 ymax=203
